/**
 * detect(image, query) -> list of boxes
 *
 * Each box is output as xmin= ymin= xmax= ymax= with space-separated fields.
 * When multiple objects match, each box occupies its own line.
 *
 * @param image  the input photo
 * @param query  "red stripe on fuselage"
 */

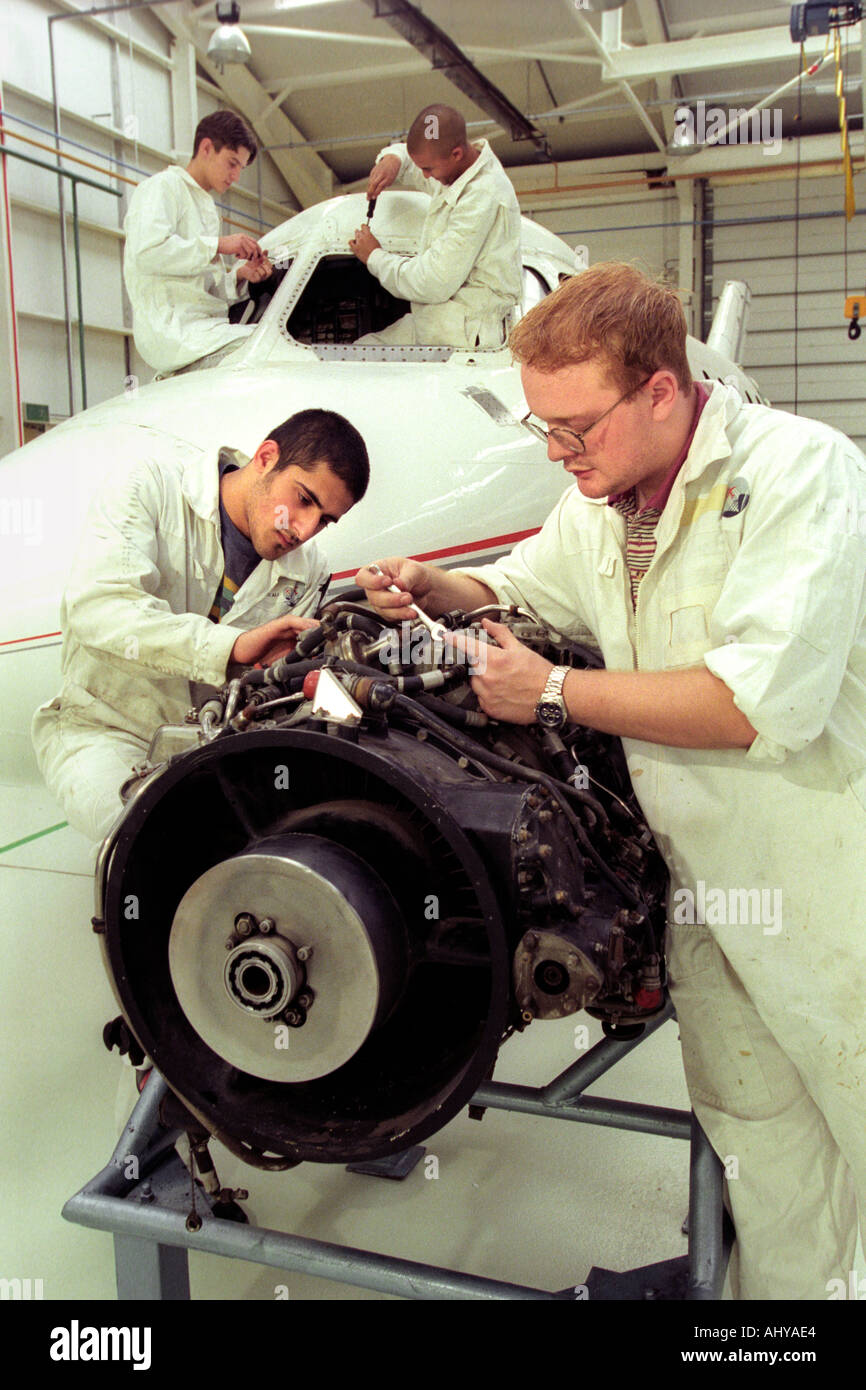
xmin=331 ymin=527 xmax=540 ymax=581
xmin=0 ymin=631 xmax=62 ymax=647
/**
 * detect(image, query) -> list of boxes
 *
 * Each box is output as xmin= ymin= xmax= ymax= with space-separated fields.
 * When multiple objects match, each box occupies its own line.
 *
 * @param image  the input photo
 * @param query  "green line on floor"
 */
xmin=0 ymin=822 xmax=68 ymax=854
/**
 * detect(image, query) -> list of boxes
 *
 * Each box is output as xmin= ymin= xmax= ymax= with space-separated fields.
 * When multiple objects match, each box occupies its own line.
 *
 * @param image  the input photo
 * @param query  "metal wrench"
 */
xmin=366 ymin=564 xmax=451 ymax=643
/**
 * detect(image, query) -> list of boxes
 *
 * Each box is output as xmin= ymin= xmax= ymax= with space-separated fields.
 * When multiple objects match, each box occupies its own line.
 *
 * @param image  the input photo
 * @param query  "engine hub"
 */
xmin=169 ymin=834 xmax=408 ymax=1082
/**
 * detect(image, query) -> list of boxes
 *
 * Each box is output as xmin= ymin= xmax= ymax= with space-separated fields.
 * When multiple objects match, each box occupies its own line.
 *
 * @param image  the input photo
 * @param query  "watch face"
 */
xmin=537 ymin=700 xmax=565 ymax=729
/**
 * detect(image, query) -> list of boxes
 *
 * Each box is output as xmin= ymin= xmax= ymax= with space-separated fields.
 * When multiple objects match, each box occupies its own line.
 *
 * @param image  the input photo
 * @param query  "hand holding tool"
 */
xmin=366 ymin=565 xmax=450 ymax=643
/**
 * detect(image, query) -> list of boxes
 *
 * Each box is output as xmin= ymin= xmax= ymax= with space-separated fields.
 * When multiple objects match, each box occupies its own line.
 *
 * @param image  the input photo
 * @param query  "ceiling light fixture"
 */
xmin=207 ymin=1 xmax=252 ymax=71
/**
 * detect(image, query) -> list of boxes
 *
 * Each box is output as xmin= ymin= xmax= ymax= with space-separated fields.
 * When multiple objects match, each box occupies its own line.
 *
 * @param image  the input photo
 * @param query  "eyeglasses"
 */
xmin=520 ymin=378 xmax=652 ymax=455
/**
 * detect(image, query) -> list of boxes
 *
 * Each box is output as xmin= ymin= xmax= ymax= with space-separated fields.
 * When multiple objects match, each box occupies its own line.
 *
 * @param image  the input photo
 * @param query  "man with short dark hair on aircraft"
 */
xmin=32 ymin=409 xmax=369 ymax=844
xmin=349 ymin=103 xmax=522 ymax=349
xmin=124 ymin=110 xmax=273 ymax=375
xmin=356 ymin=261 xmax=866 ymax=1300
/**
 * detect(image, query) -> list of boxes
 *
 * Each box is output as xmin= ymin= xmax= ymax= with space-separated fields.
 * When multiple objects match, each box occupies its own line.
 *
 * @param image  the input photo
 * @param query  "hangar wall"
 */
xmin=711 ymin=177 xmax=866 ymax=452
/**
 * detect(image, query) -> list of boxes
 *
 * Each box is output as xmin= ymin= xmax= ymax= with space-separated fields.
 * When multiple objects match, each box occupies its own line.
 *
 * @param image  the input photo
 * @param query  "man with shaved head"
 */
xmin=349 ymin=103 xmax=522 ymax=348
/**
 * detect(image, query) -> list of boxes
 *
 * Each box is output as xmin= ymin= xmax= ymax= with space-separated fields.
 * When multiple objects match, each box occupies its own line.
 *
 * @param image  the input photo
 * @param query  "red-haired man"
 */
xmin=357 ymin=261 xmax=866 ymax=1299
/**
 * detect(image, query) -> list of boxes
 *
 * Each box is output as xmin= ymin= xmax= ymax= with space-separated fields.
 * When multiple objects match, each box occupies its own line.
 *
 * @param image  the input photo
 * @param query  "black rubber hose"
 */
xmin=416 ymin=694 xmax=488 ymax=728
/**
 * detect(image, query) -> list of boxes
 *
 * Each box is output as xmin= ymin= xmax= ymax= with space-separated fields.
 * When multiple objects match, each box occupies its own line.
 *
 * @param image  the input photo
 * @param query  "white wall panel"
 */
xmin=76 ymin=332 xmax=132 ymax=407
xmin=8 ymin=207 xmax=70 ymax=320
xmin=18 ymin=317 xmax=74 ymax=415
xmin=19 ymin=316 xmax=129 ymax=416
xmin=531 ymin=191 xmax=681 ymax=281
xmin=116 ymin=48 xmax=174 ymax=155
xmin=4 ymin=0 xmax=61 ymax=106
xmin=48 ymin=22 xmax=118 ymax=126
xmin=107 ymin=5 xmax=172 ymax=56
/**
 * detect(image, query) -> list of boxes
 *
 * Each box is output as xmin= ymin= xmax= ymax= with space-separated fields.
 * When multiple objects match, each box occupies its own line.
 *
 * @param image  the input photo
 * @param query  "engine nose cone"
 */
xmin=169 ymin=833 xmax=408 ymax=1082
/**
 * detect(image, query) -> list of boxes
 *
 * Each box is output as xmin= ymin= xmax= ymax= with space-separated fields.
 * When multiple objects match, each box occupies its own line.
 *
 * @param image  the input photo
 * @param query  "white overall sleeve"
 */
xmin=124 ymin=177 xmax=219 ymax=279
xmin=367 ymin=189 xmax=499 ymax=305
xmin=703 ymin=432 xmax=866 ymax=762
xmin=63 ymin=460 xmax=239 ymax=688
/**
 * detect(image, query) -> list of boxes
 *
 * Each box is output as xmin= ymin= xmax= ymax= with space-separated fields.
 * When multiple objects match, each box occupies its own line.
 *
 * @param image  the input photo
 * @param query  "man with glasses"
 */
xmin=356 ymin=261 xmax=866 ymax=1300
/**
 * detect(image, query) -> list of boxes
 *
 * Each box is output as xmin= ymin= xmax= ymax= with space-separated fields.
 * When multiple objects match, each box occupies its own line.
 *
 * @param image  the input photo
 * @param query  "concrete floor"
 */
xmin=0 ymin=774 xmax=703 ymax=1303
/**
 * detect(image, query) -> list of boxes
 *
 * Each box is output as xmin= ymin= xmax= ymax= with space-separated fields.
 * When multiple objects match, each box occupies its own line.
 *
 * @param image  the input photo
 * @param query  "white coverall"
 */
xmin=31 ymin=431 xmax=329 ymax=842
xmin=456 ymin=382 xmax=866 ymax=1299
xmin=123 ymin=166 xmax=252 ymax=375
xmin=362 ymin=140 xmax=522 ymax=349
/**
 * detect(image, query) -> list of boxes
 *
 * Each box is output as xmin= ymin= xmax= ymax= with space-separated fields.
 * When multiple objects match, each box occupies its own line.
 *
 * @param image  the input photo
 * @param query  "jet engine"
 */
xmin=96 ymin=602 xmax=668 ymax=1168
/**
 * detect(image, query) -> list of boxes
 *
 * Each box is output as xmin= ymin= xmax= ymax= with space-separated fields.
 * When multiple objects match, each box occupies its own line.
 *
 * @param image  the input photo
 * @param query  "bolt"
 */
xmin=259 ymin=917 xmax=276 ymax=934
xmin=296 ymin=946 xmax=314 ymax=962
xmin=224 ymin=936 xmax=237 ymax=951
xmin=235 ymin=913 xmax=255 ymax=937
xmin=297 ymin=991 xmax=314 ymax=1009
xmin=139 ymin=1181 xmax=154 ymax=1204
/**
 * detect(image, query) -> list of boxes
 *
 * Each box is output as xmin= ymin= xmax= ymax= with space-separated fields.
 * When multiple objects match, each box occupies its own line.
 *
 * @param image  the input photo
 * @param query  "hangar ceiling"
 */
xmin=159 ymin=0 xmax=865 ymax=195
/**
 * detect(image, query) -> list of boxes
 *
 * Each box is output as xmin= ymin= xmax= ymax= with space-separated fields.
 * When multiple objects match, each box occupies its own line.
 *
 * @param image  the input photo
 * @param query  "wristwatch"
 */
xmin=535 ymin=666 xmax=570 ymax=730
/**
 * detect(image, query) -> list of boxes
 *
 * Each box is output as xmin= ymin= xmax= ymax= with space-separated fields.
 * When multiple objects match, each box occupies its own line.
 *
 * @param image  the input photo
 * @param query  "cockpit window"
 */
xmin=283 ymin=255 xmax=409 ymax=345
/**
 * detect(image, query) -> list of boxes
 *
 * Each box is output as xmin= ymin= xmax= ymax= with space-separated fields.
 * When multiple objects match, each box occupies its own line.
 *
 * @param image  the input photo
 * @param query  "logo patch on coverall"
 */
xmin=722 ymin=477 xmax=750 ymax=517
xmin=281 ymin=581 xmax=305 ymax=608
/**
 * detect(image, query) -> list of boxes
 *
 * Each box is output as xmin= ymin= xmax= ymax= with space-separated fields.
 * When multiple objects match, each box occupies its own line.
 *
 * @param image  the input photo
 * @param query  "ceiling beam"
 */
xmin=601 ymin=26 xmax=827 ymax=83
xmin=259 ymin=40 xmax=599 ymax=97
xmin=634 ymin=0 xmax=668 ymax=48
xmin=358 ymin=0 xmax=550 ymax=153
xmin=633 ymin=0 xmax=678 ymax=140
xmin=567 ymin=3 xmax=667 ymax=155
